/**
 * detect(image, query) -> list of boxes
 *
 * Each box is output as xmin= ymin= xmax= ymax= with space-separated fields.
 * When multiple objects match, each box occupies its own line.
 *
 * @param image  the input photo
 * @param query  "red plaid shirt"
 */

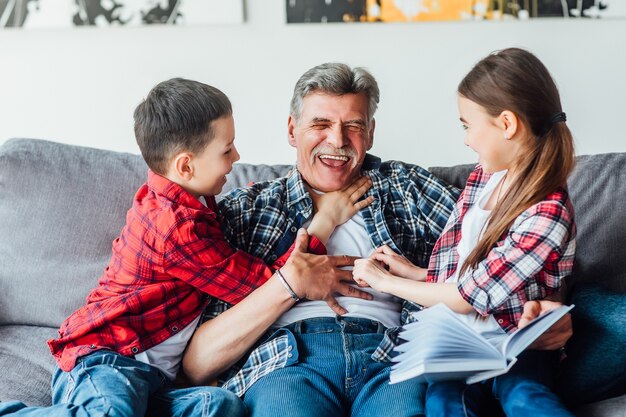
xmin=427 ymin=165 xmax=576 ymax=333
xmin=49 ymin=171 xmax=322 ymax=371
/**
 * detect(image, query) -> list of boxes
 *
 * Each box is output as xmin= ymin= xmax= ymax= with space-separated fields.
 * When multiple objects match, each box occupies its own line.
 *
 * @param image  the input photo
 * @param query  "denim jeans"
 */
xmin=425 ymin=350 xmax=574 ymax=417
xmin=243 ymin=316 xmax=425 ymax=417
xmin=0 ymin=351 xmax=245 ymax=417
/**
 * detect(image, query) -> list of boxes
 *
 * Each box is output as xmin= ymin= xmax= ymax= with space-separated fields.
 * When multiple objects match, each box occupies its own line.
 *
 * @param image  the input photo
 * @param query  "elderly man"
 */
xmin=183 ymin=63 xmax=571 ymax=417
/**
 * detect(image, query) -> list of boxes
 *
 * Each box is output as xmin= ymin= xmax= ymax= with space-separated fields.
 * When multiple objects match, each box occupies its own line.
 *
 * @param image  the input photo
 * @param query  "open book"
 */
xmin=389 ymin=303 xmax=574 ymax=385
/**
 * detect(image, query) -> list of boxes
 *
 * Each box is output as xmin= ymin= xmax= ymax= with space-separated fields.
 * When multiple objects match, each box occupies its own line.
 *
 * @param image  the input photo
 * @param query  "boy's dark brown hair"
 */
xmin=134 ymin=78 xmax=232 ymax=175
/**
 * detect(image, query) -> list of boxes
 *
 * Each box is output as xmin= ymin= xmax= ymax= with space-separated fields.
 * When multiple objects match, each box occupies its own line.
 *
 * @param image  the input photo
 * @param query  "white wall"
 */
xmin=1 ymin=0 xmax=625 ymax=168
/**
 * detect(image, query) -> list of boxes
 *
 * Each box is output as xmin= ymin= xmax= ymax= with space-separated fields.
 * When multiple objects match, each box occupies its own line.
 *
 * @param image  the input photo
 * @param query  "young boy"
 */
xmin=0 ymin=78 xmax=371 ymax=417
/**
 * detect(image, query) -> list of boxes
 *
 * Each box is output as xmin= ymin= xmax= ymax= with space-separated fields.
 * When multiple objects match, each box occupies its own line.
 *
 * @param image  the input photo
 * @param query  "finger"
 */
xmin=379 ymin=245 xmax=398 ymax=256
xmin=518 ymin=301 xmax=541 ymax=329
xmin=331 ymin=254 xmax=359 ymax=267
xmin=349 ymin=177 xmax=373 ymax=201
xmin=293 ymin=228 xmax=310 ymax=254
xmin=336 ymin=283 xmax=373 ymax=300
xmin=355 ymin=279 xmax=370 ymax=288
xmin=336 ymin=269 xmax=357 ymax=282
xmin=324 ymin=296 xmax=348 ymax=315
xmin=353 ymin=195 xmax=374 ymax=210
xmin=343 ymin=176 xmax=369 ymax=195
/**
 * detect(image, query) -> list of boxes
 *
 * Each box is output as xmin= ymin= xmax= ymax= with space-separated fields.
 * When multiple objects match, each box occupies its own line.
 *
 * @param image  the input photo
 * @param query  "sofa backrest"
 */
xmin=430 ymin=153 xmax=626 ymax=294
xmin=0 ymin=138 xmax=290 ymax=328
xmin=1 ymin=138 xmax=624 ymax=329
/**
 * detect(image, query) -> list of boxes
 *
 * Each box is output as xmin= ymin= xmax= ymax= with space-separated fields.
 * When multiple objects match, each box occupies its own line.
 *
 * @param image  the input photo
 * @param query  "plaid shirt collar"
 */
xmin=147 ymin=169 xmax=217 ymax=215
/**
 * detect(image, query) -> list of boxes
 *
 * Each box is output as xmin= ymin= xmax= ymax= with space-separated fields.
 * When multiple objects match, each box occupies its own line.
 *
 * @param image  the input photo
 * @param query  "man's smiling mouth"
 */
xmin=319 ymin=154 xmax=350 ymax=167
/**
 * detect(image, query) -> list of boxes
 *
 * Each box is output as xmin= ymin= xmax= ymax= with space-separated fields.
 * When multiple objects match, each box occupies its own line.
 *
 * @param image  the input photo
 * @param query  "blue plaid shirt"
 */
xmin=205 ymin=154 xmax=459 ymax=396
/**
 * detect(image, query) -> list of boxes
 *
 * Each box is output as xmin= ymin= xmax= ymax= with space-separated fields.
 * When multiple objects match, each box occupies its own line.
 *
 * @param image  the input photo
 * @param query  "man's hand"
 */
xmin=520 ymin=300 xmax=573 ymax=350
xmin=280 ymin=228 xmax=373 ymax=315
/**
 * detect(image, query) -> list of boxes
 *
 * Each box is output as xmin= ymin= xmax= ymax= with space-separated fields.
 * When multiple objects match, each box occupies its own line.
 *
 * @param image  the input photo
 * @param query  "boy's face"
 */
xmin=188 ymin=115 xmax=239 ymax=197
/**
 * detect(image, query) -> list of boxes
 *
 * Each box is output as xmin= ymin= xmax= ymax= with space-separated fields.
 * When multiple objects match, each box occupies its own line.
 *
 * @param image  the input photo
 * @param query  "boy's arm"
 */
xmin=163 ymin=216 xmax=284 ymax=305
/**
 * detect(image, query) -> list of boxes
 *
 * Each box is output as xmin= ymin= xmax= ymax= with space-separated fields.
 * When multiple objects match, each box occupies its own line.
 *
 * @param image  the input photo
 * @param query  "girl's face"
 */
xmin=457 ymin=96 xmax=515 ymax=173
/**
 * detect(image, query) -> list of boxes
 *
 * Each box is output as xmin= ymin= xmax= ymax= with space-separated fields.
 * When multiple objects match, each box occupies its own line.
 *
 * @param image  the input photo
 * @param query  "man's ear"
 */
xmin=499 ymin=110 xmax=519 ymax=140
xmin=367 ymin=118 xmax=376 ymax=150
xmin=287 ymin=115 xmax=298 ymax=148
xmin=172 ymin=153 xmax=194 ymax=181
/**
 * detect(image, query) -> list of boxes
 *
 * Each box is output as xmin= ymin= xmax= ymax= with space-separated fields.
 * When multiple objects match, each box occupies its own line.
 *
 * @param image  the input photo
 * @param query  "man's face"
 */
xmin=288 ymin=92 xmax=374 ymax=192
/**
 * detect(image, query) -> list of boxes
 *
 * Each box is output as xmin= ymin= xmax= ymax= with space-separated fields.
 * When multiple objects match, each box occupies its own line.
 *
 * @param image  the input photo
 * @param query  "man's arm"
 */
xmin=182 ymin=229 xmax=372 ymax=385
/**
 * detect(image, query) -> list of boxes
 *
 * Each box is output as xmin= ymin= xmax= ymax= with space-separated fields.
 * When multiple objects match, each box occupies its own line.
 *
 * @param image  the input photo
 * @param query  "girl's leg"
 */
xmin=492 ymin=350 xmax=574 ymax=417
xmin=425 ymin=381 xmax=482 ymax=417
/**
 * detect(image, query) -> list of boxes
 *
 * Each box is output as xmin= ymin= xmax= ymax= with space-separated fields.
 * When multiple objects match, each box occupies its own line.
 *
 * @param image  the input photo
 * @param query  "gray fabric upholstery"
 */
xmin=1 ymin=138 xmax=624 ymax=415
xmin=0 ymin=325 xmax=57 ymax=406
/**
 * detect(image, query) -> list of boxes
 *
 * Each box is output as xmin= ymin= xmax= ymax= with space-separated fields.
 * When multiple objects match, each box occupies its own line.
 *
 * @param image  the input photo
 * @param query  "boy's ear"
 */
xmin=172 ymin=153 xmax=194 ymax=181
xmin=499 ymin=110 xmax=519 ymax=140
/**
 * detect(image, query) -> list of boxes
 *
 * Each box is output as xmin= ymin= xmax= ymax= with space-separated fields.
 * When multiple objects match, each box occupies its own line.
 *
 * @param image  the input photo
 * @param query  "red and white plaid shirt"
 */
xmin=48 ymin=171 xmax=322 ymax=372
xmin=427 ymin=165 xmax=576 ymax=333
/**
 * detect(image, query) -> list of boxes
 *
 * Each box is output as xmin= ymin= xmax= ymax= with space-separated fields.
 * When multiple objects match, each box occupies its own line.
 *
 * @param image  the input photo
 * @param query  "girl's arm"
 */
xmin=353 ymin=258 xmax=474 ymax=314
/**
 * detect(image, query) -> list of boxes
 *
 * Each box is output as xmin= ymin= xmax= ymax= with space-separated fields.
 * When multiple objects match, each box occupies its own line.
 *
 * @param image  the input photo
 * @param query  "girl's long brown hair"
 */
xmin=458 ymin=48 xmax=575 ymax=276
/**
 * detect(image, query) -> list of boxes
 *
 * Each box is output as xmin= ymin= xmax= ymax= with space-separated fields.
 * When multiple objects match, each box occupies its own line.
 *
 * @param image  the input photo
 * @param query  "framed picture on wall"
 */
xmin=0 ymin=0 xmax=244 ymax=28
xmin=285 ymin=0 xmax=625 ymax=23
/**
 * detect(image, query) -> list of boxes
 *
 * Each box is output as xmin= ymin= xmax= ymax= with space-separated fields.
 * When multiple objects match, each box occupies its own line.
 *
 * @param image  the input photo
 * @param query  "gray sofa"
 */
xmin=1 ymin=138 xmax=624 ymax=416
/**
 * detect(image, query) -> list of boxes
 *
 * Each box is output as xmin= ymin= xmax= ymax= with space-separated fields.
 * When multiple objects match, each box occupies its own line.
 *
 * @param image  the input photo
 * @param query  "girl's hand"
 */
xmin=352 ymin=258 xmax=392 ymax=293
xmin=370 ymin=245 xmax=427 ymax=281
xmin=309 ymin=176 xmax=374 ymax=228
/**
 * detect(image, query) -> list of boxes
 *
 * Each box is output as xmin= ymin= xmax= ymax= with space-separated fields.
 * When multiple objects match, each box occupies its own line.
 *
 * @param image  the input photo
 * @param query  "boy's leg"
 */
xmin=492 ymin=350 xmax=575 ymax=417
xmin=147 ymin=386 xmax=245 ymax=417
xmin=0 ymin=351 xmax=165 ymax=417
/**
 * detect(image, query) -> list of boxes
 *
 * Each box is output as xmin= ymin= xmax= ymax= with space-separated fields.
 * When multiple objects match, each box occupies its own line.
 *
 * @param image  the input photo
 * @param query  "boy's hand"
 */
xmin=309 ymin=176 xmax=374 ymax=227
xmin=370 ymin=245 xmax=427 ymax=281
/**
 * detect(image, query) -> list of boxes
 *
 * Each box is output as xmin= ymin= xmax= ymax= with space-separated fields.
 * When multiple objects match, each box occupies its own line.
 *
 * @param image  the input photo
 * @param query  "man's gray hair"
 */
xmin=289 ymin=63 xmax=380 ymax=122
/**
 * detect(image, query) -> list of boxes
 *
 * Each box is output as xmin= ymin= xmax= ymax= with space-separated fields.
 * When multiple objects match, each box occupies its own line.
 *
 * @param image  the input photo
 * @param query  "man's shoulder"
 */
xmin=218 ymin=176 xmax=290 ymax=209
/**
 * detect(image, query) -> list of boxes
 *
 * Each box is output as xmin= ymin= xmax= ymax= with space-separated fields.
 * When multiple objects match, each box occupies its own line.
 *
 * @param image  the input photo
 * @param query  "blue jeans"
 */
xmin=243 ymin=316 xmax=425 ymax=417
xmin=425 ymin=350 xmax=574 ymax=417
xmin=0 ymin=351 xmax=245 ymax=417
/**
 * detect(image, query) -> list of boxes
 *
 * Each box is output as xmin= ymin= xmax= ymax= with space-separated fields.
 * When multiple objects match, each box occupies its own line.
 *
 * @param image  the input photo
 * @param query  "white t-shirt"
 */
xmin=134 ymin=313 xmax=202 ymax=380
xmin=447 ymin=170 xmax=508 ymax=346
xmin=274 ymin=211 xmax=402 ymax=329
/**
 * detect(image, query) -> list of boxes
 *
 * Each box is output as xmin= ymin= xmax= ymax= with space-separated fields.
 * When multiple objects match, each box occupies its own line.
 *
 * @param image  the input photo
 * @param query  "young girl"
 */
xmin=353 ymin=47 xmax=576 ymax=417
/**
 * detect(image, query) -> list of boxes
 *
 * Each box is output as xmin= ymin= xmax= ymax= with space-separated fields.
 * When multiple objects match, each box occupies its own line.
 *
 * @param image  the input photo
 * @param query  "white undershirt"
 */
xmin=274 ymin=211 xmax=402 ymax=329
xmin=447 ymin=170 xmax=508 ymax=345
xmin=134 ymin=314 xmax=202 ymax=380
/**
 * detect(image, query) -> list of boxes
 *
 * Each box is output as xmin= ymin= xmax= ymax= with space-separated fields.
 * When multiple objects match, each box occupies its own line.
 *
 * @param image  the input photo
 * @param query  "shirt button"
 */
xmin=89 ymin=344 xmax=96 ymax=349
xmin=270 ymin=254 xmax=277 ymax=261
xmin=288 ymin=345 xmax=293 ymax=352
xmin=171 ymin=326 xmax=178 ymax=332
xmin=290 ymin=226 xmax=298 ymax=233
xmin=288 ymin=353 xmax=293 ymax=358
xmin=131 ymin=347 xmax=139 ymax=353
xmin=497 ymin=319 xmax=504 ymax=324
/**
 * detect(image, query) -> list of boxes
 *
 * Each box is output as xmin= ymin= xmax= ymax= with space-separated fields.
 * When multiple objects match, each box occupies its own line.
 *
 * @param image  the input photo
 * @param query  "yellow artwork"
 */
xmin=366 ymin=0 xmax=555 ymax=21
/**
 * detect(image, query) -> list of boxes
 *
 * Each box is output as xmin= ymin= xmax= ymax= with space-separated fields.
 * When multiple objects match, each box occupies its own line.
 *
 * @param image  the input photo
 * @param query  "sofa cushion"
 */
xmin=0 ymin=139 xmax=148 ymax=328
xmin=0 ymin=325 xmax=57 ymax=406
